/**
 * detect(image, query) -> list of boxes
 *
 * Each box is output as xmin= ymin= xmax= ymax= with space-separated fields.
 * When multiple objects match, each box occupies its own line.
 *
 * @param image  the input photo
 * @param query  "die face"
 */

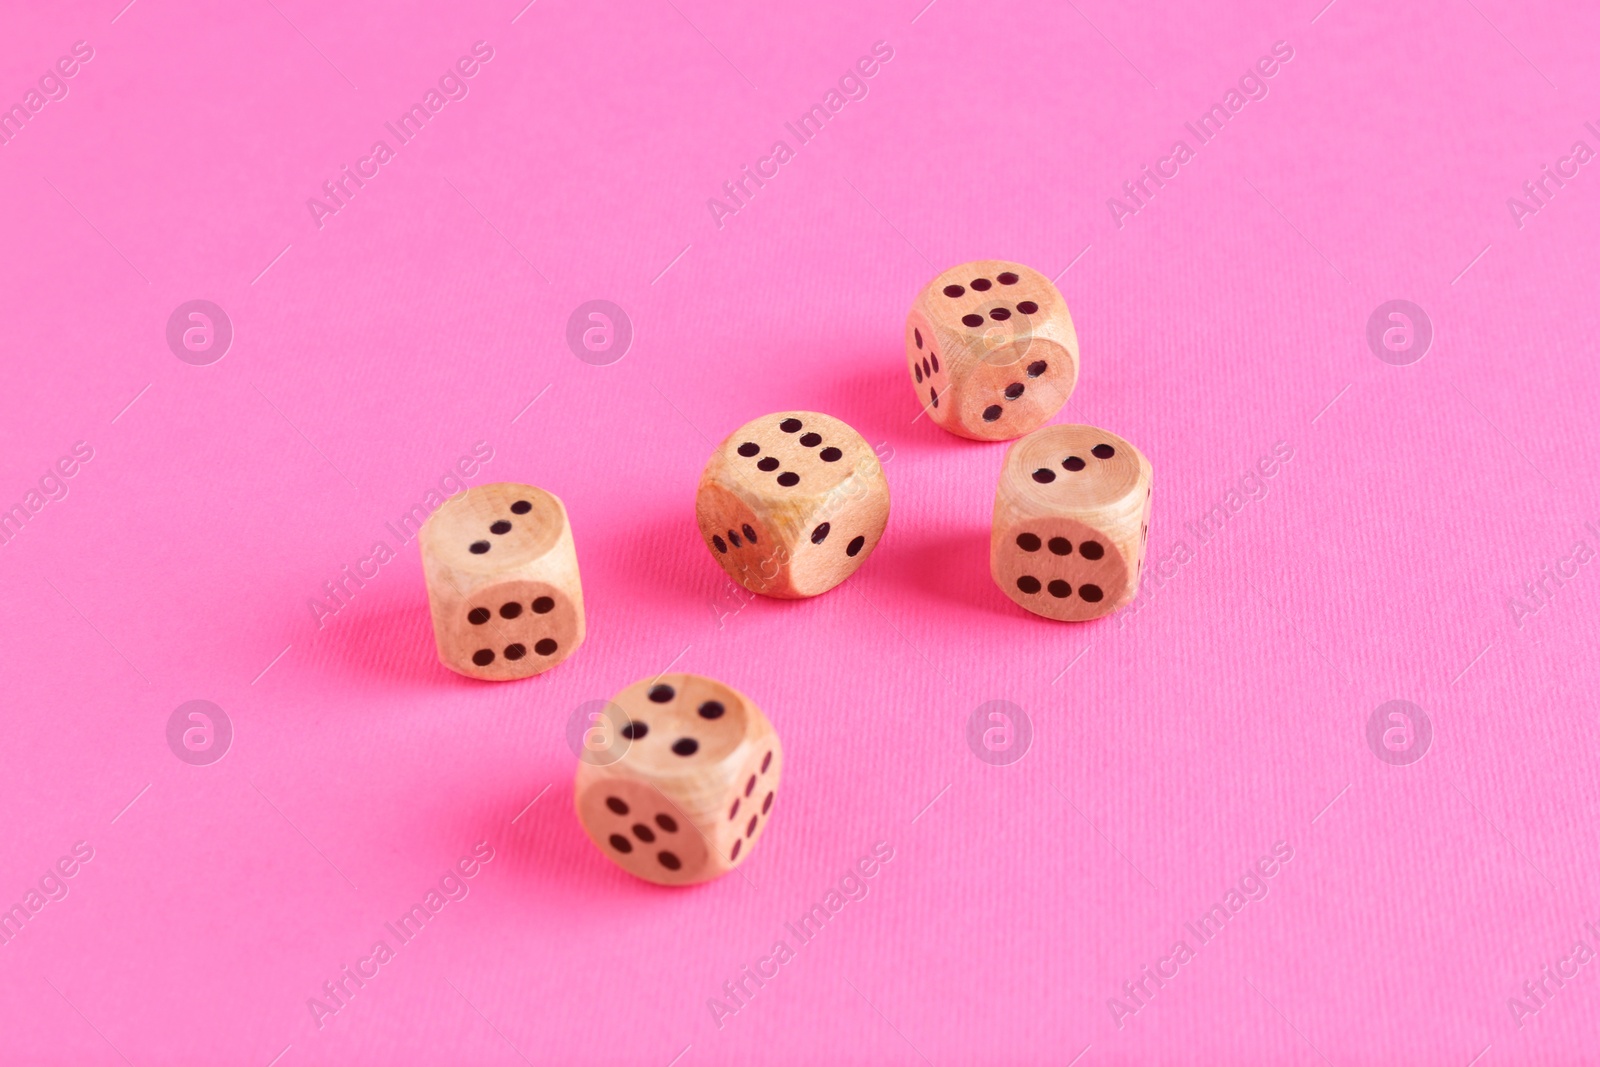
xmin=697 ymin=412 xmax=887 ymax=598
xmin=420 ymin=483 xmax=564 ymax=572
xmin=721 ymin=743 xmax=781 ymax=868
xmin=575 ymin=674 xmax=782 ymax=886
xmin=904 ymin=323 xmax=951 ymax=421
xmin=994 ymin=517 xmax=1131 ymax=620
xmin=697 ymin=486 xmax=787 ymax=595
xmin=1002 ymin=425 xmax=1144 ymax=514
xmin=594 ymin=674 xmax=755 ymax=778
xmin=434 ymin=579 xmax=580 ymax=679
xmin=909 ymin=260 xmax=1079 ymax=440
xmin=786 ymin=478 xmax=888 ymax=597
xmin=575 ymin=777 xmax=711 ymax=886
xmin=712 ymin=411 xmax=868 ymax=501
xmin=945 ymin=339 xmax=1077 ymax=442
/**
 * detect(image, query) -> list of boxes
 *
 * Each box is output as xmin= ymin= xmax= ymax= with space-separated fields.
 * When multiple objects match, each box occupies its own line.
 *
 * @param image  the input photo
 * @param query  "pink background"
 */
xmin=2 ymin=0 xmax=1599 ymax=1063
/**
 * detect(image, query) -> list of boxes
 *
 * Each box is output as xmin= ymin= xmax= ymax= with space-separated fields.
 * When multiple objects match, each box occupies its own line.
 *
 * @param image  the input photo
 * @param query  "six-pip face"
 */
xmin=575 ymin=674 xmax=782 ymax=886
xmin=994 ymin=516 xmax=1132 ymax=622
xmin=907 ymin=260 xmax=1080 ymax=441
xmin=435 ymin=577 xmax=579 ymax=680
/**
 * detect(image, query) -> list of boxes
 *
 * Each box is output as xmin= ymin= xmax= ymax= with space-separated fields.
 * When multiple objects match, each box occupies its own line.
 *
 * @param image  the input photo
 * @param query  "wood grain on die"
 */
xmin=991 ymin=425 xmax=1151 ymax=621
xmin=574 ymin=674 xmax=782 ymax=886
xmin=696 ymin=411 xmax=889 ymax=598
xmin=419 ymin=482 xmax=585 ymax=679
xmin=906 ymin=260 xmax=1080 ymax=441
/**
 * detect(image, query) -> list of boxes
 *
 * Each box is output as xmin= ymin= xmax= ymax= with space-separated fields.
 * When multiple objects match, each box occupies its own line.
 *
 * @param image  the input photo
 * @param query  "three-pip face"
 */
xmin=906 ymin=260 xmax=1080 ymax=441
xmin=992 ymin=425 xmax=1151 ymax=622
xmin=574 ymin=674 xmax=782 ymax=886
xmin=696 ymin=411 xmax=889 ymax=598
xmin=420 ymin=483 xmax=585 ymax=680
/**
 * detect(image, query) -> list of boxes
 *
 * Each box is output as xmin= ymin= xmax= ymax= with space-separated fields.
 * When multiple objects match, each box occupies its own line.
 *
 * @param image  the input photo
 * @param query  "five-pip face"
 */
xmin=696 ymin=411 xmax=889 ymax=598
xmin=575 ymin=674 xmax=782 ymax=886
xmin=993 ymin=425 xmax=1151 ymax=622
xmin=420 ymin=482 xmax=585 ymax=680
xmin=906 ymin=260 xmax=1080 ymax=441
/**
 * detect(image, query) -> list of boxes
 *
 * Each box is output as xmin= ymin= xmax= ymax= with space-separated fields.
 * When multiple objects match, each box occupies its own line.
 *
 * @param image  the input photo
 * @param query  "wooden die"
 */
xmin=906 ymin=260 xmax=1080 ymax=441
xmin=991 ymin=425 xmax=1151 ymax=621
xmin=419 ymin=482 xmax=584 ymax=679
xmin=696 ymin=411 xmax=889 ymax=598
xmin=574 ymin=674 xmax=782 ymax=886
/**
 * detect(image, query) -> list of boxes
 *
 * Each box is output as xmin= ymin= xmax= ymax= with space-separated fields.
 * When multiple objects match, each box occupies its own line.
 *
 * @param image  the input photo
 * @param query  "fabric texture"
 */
xmin=1 ymin=1 xmax=1597 ymax=1063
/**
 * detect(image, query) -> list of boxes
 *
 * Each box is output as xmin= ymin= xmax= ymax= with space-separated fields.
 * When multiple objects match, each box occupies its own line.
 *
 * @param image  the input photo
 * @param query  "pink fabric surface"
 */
xmin=2 ymin=0 xmax=1598 ymax=1063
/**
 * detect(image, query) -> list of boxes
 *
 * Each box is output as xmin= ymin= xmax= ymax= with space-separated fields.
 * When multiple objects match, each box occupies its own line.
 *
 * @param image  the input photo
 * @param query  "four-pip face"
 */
xmin=696 ymin=411 xmax=889 ymax=598
xmin=906 ymin=260 xmax=1080 ymax=441
xmin=992 ymin=425 xmax=1151 ymax=621
xmin=420 ymin=482 xmax=585 ymax=680
xmin=574 ymin=674 xmax=782 ymax=886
